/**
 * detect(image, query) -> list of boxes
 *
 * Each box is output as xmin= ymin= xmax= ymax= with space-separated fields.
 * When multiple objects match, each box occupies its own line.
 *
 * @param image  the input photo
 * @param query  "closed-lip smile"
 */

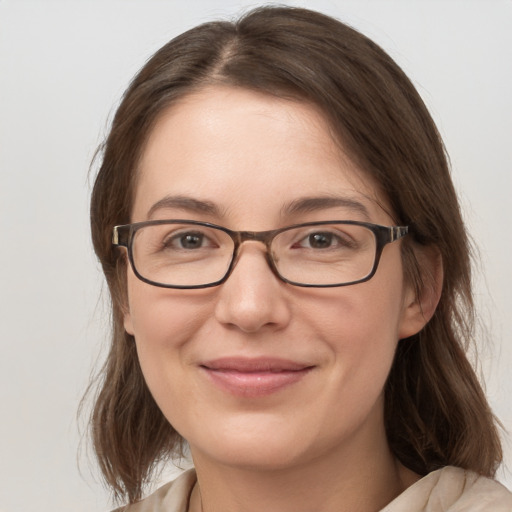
xmin=199 ymin=357 xmax=315 ymax=397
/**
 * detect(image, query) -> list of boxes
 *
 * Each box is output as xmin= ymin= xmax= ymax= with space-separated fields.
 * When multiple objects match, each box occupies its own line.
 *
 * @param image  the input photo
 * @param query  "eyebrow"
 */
xmin=147 ymin=194 xmax=372 ymax=221
xmin=147 ymin=195 xmax=221 ymax=218
xmin=282 ymin=196 xmax=371 ymax=220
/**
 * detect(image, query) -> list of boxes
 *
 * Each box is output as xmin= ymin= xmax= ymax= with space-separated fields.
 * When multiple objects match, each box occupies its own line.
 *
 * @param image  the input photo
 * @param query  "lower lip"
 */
xmin=201 ymin=367 xmax=313 ymax=397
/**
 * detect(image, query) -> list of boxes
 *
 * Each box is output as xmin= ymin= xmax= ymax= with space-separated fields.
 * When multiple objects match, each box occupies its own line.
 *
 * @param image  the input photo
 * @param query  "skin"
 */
xmin=123 ymin=86 xmax=436 ymax=512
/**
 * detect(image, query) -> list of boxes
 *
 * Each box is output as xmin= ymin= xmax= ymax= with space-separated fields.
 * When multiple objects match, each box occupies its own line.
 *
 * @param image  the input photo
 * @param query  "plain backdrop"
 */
xmin=0 ymin=1 xmax=511 ymax=510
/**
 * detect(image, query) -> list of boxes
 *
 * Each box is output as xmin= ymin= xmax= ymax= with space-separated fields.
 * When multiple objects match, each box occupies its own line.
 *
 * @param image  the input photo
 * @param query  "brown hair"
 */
xmin=88 ymin=6 xmax=502 ymax=504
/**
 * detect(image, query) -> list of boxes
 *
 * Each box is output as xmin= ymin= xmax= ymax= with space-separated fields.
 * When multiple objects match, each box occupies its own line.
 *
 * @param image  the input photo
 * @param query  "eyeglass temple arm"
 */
xmin=112 ymin=225 xmax=130 ymax=247
xmin=390 ymin=226 xmax=408 ymax=241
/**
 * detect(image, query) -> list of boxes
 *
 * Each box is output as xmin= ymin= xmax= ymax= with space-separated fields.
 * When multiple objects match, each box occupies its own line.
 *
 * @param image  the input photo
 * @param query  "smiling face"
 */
xmin=123 ymin=86 xmax=423 ymax=472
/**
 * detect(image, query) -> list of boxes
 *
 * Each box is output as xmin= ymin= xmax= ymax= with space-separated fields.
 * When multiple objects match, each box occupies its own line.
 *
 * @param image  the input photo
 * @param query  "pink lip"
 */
xmin=199 ymin=357 xmax=314 ymax=398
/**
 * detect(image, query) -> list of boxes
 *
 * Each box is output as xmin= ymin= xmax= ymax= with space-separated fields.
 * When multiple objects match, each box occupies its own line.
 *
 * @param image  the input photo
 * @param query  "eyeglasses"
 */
xmin=112 ymin=220 xmax=408 ymax=289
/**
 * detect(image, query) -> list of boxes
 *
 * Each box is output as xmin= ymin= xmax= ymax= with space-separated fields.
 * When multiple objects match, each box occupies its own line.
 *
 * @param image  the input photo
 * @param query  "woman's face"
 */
xmin=124 ymin=86 xmax=421 ymax=471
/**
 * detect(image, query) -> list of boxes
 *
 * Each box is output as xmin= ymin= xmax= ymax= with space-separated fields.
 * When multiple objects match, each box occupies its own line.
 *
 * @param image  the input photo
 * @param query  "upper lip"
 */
xmin=200 ymin=357 xmax=314 ymax=372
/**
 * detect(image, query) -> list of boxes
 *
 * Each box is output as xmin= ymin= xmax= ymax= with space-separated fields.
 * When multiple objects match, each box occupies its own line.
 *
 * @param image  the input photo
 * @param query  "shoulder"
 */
xmin=382 ymin=466 xmax=512 ymax=512
xmin=111 ymin=469 xmax=197 ymax=512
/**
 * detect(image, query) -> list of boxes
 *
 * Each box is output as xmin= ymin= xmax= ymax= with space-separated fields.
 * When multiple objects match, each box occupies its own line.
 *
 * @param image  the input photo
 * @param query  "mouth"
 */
xmin=199 ymin=357 xmax=315 ymax=398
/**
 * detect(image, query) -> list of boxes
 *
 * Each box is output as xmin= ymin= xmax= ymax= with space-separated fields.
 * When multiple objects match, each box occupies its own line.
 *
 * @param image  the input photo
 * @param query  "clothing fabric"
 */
xmin=113 ymin=466 xmax=512 ymax=511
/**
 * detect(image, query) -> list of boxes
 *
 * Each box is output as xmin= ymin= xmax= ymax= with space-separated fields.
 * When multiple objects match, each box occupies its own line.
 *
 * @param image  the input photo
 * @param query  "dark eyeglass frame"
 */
xmin=112 ymin=219 xmax=409 ymax=289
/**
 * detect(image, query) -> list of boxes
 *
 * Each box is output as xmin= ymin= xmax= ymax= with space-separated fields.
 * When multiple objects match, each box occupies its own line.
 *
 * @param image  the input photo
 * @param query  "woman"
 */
xmin=89 ymin=6 xmax=512 ymax=511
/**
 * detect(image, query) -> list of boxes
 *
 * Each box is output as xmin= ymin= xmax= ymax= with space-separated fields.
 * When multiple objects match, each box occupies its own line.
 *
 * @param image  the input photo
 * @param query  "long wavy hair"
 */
xmin=88 ymin=6 xmax=503 ymax=504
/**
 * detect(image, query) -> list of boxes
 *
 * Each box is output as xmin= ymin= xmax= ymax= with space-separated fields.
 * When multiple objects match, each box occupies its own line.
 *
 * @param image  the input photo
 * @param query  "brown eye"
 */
xmin=177 ymin=233 xmax=204 ymax=249
xmin=292 ymin=231 xmax=355 ymax=250
xmin=307 ymin=232 xmax=333 ymax=249
xmin=162 ymin=231 xmax=212 ymax=250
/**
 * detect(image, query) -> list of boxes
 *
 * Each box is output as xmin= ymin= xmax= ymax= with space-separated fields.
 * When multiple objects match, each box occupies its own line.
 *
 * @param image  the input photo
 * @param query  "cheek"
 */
xmin=309 ymin=276 xmax=404 ymax=351
xmin=124 ymin=276 xmax=212 ymax=410
xmin=318 ymin=305 xmax=397 ymax=396
xmin=307 ymin=269 xmax=406 ymax=392
xmin=125 ymin=271 xmax=213 ymax=346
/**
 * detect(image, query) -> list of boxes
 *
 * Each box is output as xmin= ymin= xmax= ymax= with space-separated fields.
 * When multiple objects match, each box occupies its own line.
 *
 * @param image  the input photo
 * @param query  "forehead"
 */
xmin=133 ymin=86 xmax=391 ymax=226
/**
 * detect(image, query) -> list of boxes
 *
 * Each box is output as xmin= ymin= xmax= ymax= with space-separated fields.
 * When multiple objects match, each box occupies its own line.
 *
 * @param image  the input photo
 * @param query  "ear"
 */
xmin=124 ymin=309 xmax=135 ymax=336
xmin=120 ymin=289 xmax=134 ymax=335
xmin=116 ymin=259 xmax=135 ymax=336
xmin=398 ymin=245 xmax=443 ymax=339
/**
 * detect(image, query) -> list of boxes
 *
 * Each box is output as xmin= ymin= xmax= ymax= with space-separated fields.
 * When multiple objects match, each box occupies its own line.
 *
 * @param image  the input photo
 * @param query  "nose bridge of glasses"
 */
xmin=229 ymin=230 xmax=277 ymax=274
xmin=236 ymin=230 xmax=275 ymax=249
xmin=235 ymin=231 xmax=274 ymax=258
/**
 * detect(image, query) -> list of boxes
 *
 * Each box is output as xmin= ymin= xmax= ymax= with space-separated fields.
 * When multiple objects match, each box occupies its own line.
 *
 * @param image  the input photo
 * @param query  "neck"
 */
xmin=188 ymin=427 xmax=418 ymax=512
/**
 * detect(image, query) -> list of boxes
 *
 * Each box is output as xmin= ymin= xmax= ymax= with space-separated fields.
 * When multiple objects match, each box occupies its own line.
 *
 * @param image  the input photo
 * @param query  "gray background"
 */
xmin=1 ymin=1 xmax=511 ymax=510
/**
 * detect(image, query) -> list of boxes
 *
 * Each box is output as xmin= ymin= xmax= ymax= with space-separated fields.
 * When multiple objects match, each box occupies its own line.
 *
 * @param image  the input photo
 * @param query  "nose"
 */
xmin=214 ymin=243 xmax=292 ymax=334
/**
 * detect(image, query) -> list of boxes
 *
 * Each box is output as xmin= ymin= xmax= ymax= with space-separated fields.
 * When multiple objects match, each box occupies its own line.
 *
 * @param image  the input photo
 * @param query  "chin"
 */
xmin=187 ymin=413 xmax=326 ymax=472
xmin=198 ymin=441 xmax=308 ymax=472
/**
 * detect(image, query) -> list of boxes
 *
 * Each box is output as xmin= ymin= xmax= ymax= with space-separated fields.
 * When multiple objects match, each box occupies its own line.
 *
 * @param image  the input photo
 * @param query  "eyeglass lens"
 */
xmin=130 ymin=222 xmax=378 ymax=287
